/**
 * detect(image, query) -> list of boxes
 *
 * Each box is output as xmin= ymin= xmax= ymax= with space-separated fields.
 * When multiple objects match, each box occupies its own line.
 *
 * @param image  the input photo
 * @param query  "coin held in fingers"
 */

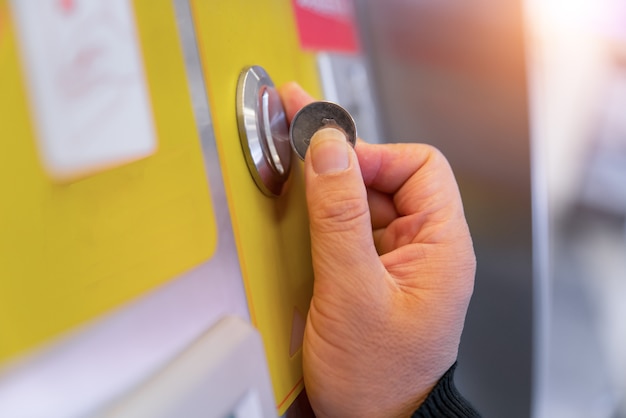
xmin=289 ymin=101 xmax=357 ymax=160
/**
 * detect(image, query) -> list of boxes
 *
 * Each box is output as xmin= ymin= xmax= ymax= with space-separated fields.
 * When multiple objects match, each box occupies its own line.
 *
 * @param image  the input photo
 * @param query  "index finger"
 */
xmin=357 ymin=142 xmax=465 ymax=220
xmin=278 ymin=82 xmax=316 ymax=123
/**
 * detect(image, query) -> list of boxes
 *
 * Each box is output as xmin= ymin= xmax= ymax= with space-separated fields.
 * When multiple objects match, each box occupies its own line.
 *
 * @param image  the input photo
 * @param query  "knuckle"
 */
xmin=310 ymin=189 xmax=370 ymax=232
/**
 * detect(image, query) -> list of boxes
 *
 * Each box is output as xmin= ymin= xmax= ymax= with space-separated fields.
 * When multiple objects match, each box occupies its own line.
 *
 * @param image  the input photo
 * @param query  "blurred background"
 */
xmin=354 ymin=0 xmax=626 ymax=416
xmin=2 ymin=1 xmax=625 ymax=416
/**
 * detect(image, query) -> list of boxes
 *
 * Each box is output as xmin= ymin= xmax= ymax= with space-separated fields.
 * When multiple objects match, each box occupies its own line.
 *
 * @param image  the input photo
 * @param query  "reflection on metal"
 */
xmin=237 ymin=66 xmax=292 ymax=196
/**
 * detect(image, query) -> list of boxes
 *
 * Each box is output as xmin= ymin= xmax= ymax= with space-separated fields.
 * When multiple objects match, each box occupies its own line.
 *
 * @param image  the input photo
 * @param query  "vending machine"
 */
xmin=0 ymin=0 xmax=380 ymax=416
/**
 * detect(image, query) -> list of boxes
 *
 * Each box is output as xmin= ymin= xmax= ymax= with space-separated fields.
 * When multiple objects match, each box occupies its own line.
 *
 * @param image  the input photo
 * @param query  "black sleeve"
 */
xmin=411 ymin=363 xmax=481 ymax=418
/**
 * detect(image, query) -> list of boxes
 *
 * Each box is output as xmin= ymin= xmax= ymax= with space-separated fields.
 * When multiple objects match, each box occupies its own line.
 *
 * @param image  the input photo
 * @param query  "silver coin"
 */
xmin=289 ymin=101 xmax=357 ymax=160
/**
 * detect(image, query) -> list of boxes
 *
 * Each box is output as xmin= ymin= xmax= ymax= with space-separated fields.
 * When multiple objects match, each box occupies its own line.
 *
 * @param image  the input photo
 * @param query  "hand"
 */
xmin=279 ymin=83 xmax=476 ymax=418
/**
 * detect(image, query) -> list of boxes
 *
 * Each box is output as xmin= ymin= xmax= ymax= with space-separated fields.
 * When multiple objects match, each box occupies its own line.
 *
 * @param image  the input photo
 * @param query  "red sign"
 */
xmin=291 ymin=0 xmax=360 ymax=53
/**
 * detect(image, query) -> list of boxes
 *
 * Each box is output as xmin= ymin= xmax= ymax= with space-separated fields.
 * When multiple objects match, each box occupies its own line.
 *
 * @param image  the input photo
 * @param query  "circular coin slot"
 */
xmin=236 ymin=66 xmax=292 ymax=196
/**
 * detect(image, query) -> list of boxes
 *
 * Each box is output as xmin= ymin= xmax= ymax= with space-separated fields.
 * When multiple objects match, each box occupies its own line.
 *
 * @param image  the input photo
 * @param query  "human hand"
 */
xmin=279 ymin=83 xmax=476 ymax=418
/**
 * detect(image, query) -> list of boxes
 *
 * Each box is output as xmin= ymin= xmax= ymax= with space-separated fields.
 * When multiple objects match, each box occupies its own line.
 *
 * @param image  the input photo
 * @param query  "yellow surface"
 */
xmin=0 ymin=0 xmax=216 ymax=361
xmin=190 ymin=1 xmax=319 ymax=413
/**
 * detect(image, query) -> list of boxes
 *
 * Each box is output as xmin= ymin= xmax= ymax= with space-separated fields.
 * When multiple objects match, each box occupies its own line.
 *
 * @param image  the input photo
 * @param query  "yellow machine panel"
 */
xmin=190 ymin=1 xmax=320 ymax=413
xmin=0 ymin=0 xmax=216 ymax=361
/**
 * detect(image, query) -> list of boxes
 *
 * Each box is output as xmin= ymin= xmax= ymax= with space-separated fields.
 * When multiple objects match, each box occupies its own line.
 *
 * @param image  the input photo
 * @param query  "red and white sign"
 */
xmin=291 ymin=0 xmax=360 ymax=53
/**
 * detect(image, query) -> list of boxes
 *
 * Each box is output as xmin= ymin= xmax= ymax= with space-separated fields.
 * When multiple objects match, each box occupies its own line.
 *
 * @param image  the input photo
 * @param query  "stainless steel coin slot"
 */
xmin=236 ymin=66 xmax=291 ymax=196
xmin=289 ymin=101 xmax=357 ymax=160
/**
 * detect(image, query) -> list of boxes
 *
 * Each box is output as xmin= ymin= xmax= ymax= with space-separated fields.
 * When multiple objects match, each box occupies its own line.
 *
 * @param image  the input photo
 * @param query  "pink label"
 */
xmin=291 ymin=0 xmax=359 ymax=53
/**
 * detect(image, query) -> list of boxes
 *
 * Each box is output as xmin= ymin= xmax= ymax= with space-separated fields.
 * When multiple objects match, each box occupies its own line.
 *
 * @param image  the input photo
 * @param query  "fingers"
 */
xmin=278 ymin=83 xmax=461 ymax=218
xmin=278 ymin=82 xmax=315 ymax=123
xmin=357 ymin=142 xmax=443 ymax=194
xmin=356 ymin=142 xmax=465 ymax=222
xmin=279 ymin=83 xmax=468 ymax=277
xmin=367 ymin=187 xmax=398 ymax=230
xmin=304 ymin=127 xmax=387 ymax=295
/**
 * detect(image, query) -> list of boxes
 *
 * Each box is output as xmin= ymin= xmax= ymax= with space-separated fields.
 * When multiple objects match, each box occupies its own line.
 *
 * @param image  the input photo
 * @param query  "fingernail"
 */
xmin=310 ymin=128 xmax=350 ymax=175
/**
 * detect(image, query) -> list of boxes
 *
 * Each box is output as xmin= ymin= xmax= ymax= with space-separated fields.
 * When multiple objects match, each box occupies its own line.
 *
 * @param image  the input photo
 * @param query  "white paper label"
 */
xmin=12 ymin=0 xmax=156 ymax=180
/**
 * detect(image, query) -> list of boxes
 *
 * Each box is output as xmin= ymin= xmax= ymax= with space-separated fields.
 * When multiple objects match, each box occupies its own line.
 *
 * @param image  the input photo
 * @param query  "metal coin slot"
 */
xmin=236 ymin=66 xmax=291 ymax=196
xmin=289 ymin=101 xmax=357 ymax=160
xmin=261 ymin=89 xmax=285 ymax=176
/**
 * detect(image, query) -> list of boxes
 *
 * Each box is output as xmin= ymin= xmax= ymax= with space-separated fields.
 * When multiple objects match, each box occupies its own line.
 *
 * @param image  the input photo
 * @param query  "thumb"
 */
xmin=304 ymin=128 xmax=386 ymax=296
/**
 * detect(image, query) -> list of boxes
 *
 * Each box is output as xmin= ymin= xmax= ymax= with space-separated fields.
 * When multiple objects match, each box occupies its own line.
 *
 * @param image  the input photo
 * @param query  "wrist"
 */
xmin=411 ymin=362 xmax=481 ymax=418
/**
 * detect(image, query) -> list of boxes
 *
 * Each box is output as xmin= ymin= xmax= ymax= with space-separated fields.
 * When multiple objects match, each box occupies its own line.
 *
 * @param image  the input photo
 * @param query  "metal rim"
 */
xmin=236 ymin=66 xmax=291 ymax=196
